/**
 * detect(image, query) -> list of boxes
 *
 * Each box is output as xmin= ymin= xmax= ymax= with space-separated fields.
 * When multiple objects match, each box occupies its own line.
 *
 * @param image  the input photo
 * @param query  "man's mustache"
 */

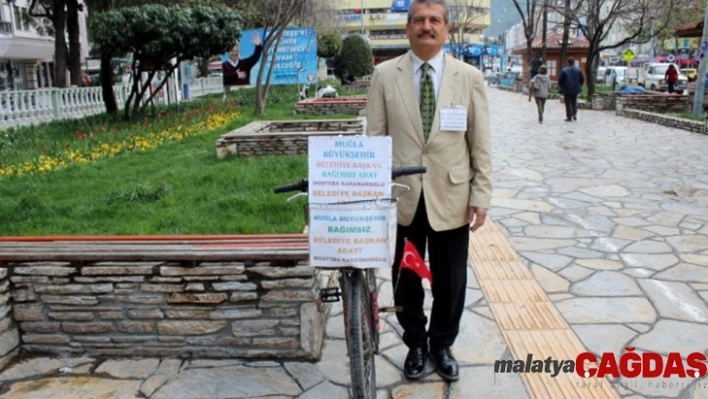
xmin=417 ymin=31 xmax=436 ymax=38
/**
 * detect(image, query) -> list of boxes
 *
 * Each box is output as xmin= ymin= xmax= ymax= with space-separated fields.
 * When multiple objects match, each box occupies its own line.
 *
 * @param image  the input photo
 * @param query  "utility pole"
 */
xmin=692 ymin=6 xmax=708 ymax=116
xmin=360 ymin=0 xmax=365 ymax=36
xmin=542 ymin=0 xmax=547 ymax=62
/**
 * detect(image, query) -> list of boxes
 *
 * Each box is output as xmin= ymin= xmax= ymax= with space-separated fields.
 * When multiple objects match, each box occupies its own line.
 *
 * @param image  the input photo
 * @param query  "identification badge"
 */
xmin=439 ymin=107 xmax=467 ymax=132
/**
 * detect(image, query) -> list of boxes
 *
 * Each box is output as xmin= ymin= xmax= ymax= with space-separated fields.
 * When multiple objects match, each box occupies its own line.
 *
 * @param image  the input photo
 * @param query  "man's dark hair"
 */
xmin=407 ymin=0 xmax=449 ymax=24
xmin=567 ymin=57 xmax=575 ymax=66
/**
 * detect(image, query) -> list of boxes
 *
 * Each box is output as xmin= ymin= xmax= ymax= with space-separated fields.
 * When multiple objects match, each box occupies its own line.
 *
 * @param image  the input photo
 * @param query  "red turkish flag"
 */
xmin=399 ymin=239 xmax=432 ymax=284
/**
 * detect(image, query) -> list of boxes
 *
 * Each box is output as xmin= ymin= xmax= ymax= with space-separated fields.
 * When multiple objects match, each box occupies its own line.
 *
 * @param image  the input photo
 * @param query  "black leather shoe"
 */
xmin=403 ymin=345 xmax=427 ymax=379
xmin=564 ymin=118 xmax=572 ymax=122
xmin=430 ymin=346 xmax=459 ymax=382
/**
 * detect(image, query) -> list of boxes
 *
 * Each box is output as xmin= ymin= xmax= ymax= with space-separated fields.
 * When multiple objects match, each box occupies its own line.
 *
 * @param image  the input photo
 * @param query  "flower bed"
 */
xmin=0 ymin=111 xmax=240 ymax=177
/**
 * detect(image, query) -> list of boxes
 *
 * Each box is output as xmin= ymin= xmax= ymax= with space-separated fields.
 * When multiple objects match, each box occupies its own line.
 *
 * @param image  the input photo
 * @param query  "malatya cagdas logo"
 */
xmin=494 ymin=347 xmax=708 ymax=379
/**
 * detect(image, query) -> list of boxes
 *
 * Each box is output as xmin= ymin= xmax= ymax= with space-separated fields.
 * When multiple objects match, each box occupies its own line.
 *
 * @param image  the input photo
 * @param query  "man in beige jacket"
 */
xmin=366 ymin=0 xmax=492 ymax=382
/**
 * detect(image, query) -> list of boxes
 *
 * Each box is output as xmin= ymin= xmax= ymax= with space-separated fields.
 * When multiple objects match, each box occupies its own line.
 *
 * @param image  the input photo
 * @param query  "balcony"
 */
xmin=341 ymin=12 xmax=407 ymax=29
xmin=0 ymin=21 xmax=13 ymax=35
xmin=368 ymin=35 xmax=409 ymax=49
xmin=341 ymin=12 xmax=490 ymax=31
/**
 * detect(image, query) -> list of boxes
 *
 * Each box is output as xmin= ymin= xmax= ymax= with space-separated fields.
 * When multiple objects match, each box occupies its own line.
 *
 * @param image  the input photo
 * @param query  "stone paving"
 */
xmin=0 ymin=88 xmax=707 ymax=398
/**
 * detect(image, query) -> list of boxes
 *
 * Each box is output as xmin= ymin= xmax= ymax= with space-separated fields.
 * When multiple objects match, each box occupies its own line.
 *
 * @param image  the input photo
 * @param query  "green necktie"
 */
xmin=420 ymin=62 xmax=435 ymax=142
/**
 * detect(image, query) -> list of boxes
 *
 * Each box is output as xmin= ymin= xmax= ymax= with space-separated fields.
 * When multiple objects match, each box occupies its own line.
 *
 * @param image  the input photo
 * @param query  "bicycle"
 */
xmin=274 ymin=166 xmax=425 ymax=399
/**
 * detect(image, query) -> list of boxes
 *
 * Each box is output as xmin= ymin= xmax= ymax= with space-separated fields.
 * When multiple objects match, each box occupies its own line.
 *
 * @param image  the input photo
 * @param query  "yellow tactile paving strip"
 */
xmin=469 ymin=219 xmax=619 ymax=399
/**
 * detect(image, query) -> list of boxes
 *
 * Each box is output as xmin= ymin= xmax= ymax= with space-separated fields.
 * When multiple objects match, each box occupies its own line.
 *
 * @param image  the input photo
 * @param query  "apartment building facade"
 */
xmin=0 ymin=0 xmax=89 ymax=90
xmin=334 ymin=0 xmax=491 ymax=63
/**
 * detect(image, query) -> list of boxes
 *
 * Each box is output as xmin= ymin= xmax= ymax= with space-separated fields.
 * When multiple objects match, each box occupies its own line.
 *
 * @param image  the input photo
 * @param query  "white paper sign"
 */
xmin=309 ymin=201 xmax=397 ymax=268
xmin=308 ymin=136 xmax=392 ymax=204
xmin=439 ymin=107 xmax=467 ymax=132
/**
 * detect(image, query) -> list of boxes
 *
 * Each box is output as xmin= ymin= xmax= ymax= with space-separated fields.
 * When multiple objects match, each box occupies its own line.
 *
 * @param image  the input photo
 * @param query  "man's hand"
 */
xmin=237 ymin=69 xmax=246 ymax=79
xmin=468 ymin=206 xmax=488 ymax=232
xmin=252 ymin=32 xmax=262 ymax=46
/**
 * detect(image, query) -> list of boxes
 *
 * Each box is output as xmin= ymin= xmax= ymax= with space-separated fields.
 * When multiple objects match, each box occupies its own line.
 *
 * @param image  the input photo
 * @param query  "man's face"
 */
xmin=229 ymin=45 xmax=240 ymax=61
xmin=406 ymin=3 xmax=449 ymax=57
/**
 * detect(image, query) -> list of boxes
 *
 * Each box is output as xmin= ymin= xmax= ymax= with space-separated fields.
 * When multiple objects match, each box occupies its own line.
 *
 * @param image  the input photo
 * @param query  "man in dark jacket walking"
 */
xmin=558 ymin=57 xmax=584 ymax=121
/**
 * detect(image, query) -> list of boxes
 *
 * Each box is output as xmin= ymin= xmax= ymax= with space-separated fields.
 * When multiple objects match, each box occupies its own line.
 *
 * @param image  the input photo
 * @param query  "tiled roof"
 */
xmin=674 ymin=21 xmax=702 ymax=38
xmin=512 ymin=31 xmax=590 ymax=52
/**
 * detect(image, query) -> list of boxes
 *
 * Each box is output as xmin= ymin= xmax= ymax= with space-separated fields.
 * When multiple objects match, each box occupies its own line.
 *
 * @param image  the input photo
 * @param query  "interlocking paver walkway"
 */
xmin=0 ymin=87 xmax=706 ymax=399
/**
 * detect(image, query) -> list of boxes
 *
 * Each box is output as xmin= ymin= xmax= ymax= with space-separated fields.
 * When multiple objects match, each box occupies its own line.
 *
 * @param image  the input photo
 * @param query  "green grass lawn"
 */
xmin=0 ymin=84 xmax=360 ymax=236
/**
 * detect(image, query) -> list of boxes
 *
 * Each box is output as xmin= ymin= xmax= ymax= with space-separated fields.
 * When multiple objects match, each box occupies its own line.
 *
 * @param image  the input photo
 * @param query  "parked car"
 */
xmin=637 ymin=63 xmax=687 ymax=92
xmin=508 ymin=65 xmax=523 ymax=75
xmin=596 ymin=66 xmax=607 ymax=84
xmin=680 ymin=68 xmax=697 ymax=81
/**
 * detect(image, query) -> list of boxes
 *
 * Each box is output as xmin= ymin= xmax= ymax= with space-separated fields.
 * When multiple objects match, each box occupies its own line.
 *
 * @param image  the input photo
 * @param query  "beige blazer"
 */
xmin=366 ymin=51 xmax=492 ymax=231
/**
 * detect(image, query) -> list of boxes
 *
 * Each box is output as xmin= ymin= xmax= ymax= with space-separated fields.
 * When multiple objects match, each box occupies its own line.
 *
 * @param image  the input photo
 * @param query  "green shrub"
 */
xmin=334 ymin=34 xmax=374 ymax=79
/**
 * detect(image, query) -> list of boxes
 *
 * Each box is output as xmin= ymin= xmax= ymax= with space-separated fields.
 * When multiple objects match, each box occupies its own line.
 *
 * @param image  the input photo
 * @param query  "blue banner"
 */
xmin=391 ymin=0 xmax=410 ymax=12
xmin=223 ymin=27 xmax=318 ymax=85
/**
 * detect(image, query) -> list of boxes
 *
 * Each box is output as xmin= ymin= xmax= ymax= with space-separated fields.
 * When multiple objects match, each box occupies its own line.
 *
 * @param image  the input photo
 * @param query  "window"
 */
xmin=13 ymin=7 xmax=21 ymax=30
xmin=21 ymin=8 xmax=29 ymax=31
xmin=547 ymin=60 xmax=557 ymax=77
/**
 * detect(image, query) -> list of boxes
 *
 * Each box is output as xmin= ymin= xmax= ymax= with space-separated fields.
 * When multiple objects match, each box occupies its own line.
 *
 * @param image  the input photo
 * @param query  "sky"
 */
xmin=485 ymin=0 xmax=521 ymax=39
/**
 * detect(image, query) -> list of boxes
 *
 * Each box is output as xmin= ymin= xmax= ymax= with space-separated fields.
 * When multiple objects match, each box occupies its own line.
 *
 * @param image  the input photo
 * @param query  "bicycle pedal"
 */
xmin=378 ymin=306 xmax=402 ymax=313
xmin=320 ymin=287 xmax=341 ymax=303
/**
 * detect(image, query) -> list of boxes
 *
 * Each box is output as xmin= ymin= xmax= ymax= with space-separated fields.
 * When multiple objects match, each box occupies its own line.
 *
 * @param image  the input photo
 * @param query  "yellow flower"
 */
xmin=1 ymin=110 xmax=240 ymax=177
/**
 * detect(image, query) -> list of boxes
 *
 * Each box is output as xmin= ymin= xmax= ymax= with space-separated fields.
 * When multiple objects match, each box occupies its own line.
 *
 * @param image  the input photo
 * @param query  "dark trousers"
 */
xmin=534 ymin=97 xmax=546 ymax=121
xmin=564 ymin=93 xmax=578 ymax=119
xmin=391 ymin=193 xmax=469 ymax=350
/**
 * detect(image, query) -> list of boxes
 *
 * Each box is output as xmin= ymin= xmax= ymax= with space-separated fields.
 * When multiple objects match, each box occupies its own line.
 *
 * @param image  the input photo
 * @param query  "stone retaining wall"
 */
xmin=216 ymin=118 xmax=364 ymax=158
xmin=616 ymin=94 xmax=690 ymax=114
xmin=616 ymin=109 xmax=706 ymax=135
xmin=0 ymin=268 xmax=19 ymax=370
xmin=1 ymin=261 xmax=327 ymax=360
xmin=589 ymin=93 xmax=616 ymax=111
xmin=294 ymin=96 xmax=367 ymax=116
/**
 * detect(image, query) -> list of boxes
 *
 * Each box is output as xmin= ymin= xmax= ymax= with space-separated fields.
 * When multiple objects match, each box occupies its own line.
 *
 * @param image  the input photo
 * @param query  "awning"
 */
xmin=0 ymin=37 xmax=54 ymax=60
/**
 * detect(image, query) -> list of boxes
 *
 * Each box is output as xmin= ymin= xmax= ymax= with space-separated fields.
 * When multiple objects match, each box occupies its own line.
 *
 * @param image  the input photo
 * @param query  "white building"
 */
xmin=0 ymin=0 xmax=89 ymax=90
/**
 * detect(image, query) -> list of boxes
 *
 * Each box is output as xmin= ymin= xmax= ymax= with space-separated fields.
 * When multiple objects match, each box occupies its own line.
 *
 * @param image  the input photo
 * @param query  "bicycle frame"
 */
xmin=275 ymin=166 xmax=425 ymax=399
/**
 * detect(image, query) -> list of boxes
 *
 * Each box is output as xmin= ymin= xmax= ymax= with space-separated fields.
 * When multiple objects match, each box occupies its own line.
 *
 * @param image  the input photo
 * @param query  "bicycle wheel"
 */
xmin=341 ymin=269 xmax=377 ymax=399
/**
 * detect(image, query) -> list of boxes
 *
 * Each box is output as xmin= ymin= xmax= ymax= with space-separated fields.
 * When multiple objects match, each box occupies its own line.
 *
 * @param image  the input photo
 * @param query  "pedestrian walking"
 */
xmin=665 ymin=64 xmax=678 ymax=94
xmin=558 ymin=57 xmax=584 ymax=121
xmin=529 ymin=53 xmax=543 ymax=79
xmin=365 ymin=0 xmax=492 ymax=383
xmin=528 ymin=65 xmax=550 ymax=123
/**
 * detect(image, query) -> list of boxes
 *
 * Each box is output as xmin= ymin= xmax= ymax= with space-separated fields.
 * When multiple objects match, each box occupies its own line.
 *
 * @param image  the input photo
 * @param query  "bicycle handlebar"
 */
xmin=273 ymin=166 xmax=427 ymax=194
xmin=391 ymin=166 xmax=427 ymax=179
xmin=273 ymin=179 xmax=308 ymax=194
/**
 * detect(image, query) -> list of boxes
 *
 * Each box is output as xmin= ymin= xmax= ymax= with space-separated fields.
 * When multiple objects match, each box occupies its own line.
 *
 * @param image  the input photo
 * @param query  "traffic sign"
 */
xmin=622 ymin=49 xmax=636 ymax=63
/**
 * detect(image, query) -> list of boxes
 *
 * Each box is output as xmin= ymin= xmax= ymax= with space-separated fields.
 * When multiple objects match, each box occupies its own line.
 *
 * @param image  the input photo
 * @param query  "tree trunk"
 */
xmin=541 ymin=0 xmax=547 ymax=62
xmin=67 ymin=0 xmax=82 ymax=86
xmin=559 ymin=0 xmax=571 ymax=72
xmin=101 ymin=54 xmax=118 ymax=113
xmin=198 ymin=58 xmax=210 ymax=78
xmin=256 ymin=28 xmax=287 ymax=114
xmin=586 ymin=47 xmax=598 ymax=100
xmin=53 ymin=0 xmax=68 ymax=88
xmin=96 ymin=0 xmax=118 ymax=113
